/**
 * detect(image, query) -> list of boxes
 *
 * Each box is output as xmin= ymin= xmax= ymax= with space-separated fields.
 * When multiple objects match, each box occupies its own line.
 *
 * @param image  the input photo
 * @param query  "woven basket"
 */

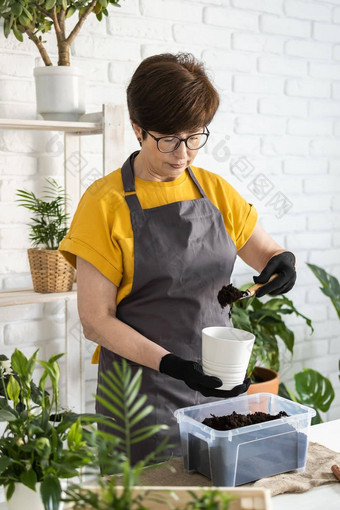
xmin=27 ymin=248 xmax=75 ymax=293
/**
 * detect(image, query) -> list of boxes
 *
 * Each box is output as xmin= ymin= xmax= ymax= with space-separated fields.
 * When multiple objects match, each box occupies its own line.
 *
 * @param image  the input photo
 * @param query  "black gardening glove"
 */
xmin=253 ymin=251 xmax=296 ymax=298
xmin=159 ymin=353 xmax=250 ymax=398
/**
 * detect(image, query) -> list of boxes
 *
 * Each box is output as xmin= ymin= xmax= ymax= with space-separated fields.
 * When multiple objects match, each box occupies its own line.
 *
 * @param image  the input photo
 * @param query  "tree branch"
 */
xmin=66 ymin=0 xmax=97 ymax=45
xmin=51 ymin=5 xmax=61 ymax=34
xmin=58 ymin=7 xmax=66 ymax=38
xmin=25 ymin=28 xmax=52 ymax=66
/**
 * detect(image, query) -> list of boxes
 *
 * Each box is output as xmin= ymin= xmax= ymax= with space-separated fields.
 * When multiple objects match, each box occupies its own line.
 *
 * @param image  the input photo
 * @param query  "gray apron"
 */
xmin=96 ymin=150 xmax=237 ymax=464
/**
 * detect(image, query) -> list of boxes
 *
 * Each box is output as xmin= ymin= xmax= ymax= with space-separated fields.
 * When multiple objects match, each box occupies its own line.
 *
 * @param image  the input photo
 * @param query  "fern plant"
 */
xmin=15 ymin=177 xmax=71 ymax=249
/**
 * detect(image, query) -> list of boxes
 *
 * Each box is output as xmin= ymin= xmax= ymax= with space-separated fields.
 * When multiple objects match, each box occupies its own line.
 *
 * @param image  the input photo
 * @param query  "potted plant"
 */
xmin=0 ymin=349 xmax=100 ymax=510
xmin=230 ymin=289 xmax=314 ymax=394
xmin=308 ymin=263 xmax=340 ymax=383
xmin=15 ymin=177 xmax=75 ymax=293
xmin=277 ymin=262 xmax=339 ymax=424
xmin=0 ymin=0 xmax=123 ymax=120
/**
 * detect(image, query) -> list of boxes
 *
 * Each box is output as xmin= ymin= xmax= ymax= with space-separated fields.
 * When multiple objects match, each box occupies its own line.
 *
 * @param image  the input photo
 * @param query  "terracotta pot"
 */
xmin=247 ymin=366 xmax=279 ymax=395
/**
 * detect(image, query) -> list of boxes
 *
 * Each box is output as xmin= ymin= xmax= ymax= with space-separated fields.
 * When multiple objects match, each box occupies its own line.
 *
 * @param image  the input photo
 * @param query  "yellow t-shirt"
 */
xmin=58 ymin=164 xmax=258 ymax=363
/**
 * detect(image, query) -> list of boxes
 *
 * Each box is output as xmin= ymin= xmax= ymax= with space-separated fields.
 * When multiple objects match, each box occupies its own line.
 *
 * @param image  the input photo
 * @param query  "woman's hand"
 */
xmin=159 ymin=353 xmax=250 ymax=397
xmin=253 ymin=251 xmax=296 ymax=298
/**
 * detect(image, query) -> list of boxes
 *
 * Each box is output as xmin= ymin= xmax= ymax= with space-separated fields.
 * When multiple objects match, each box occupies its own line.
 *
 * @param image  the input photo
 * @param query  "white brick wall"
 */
xmin=0 ymin=0 xmax=339 ymax=424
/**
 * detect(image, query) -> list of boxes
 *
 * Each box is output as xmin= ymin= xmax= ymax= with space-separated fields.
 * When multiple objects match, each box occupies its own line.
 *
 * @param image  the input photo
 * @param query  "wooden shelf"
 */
xmin=0 ymin=285 xmax=77 ymax=307
xmin=0 ymin=115 xmax=102 ymax=135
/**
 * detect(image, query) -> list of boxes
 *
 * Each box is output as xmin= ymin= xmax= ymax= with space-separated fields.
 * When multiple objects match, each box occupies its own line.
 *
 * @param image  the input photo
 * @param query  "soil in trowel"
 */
xmin=202 ymin=410 xmax=289 ymax=431
xmin=217 ymin=284 xmax=247 ymax=319
xmin=217 ymin=284 xmax=247 ymax=308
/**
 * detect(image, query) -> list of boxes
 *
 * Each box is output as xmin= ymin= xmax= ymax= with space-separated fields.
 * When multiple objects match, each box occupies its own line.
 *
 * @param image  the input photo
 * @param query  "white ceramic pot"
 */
xmin=202 ymin=326 xmax=255 ymax=390
xmin=7 ymin=482 xmax=64 ymax=510
xmin=33 ymin=66 xmax=86 ymax=121
xmin=7 ymin=483 xmax=44 ymax=510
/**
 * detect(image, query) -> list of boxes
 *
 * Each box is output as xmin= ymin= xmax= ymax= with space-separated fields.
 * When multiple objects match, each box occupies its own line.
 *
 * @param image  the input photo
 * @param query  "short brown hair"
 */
xmin=127 ymin=53 xmax=219 ymax=137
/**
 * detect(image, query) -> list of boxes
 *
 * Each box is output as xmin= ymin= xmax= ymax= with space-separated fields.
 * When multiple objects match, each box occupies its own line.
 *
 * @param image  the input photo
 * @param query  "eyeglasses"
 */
xmin=142 ymin=127 xmax=210 ymax=153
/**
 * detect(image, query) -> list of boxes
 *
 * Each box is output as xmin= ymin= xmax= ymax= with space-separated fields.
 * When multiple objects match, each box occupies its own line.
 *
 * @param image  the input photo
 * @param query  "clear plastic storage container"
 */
xmin=174 ymin=392 xmax=316 ymax=486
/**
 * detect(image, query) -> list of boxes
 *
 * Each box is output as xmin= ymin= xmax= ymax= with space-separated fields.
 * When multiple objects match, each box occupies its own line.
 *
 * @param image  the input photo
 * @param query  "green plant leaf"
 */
xmin=67 ymin=420 xmax=85 ymax=450
xmin=278 ymin=382 xmax=299 ymax=402
xmin=45 ymin=0 xmax=56 ymax=10
xmin=11 ymin=3 xmax=23 ymax=16
xmin=66 ymin=6 xmax=76 ymax=17
xmin=11 ymin=349 xmax=28 ymax=378
xmin=0 ymin=456 xmax=11 ymax=475
xmin=129 ymin=404 xmax=154 ymax=428
xmin=127 ymin=393 xmax=147 ymax=419
xmin=95 ymin=359 xmax=165 ymax=462
xmin=22 ymin=6 xmax=33 ymax=20
xmin=6 ymin=482 xmax=15 ymax=502
xmin=307 ymin=262 xmax=340 ymax=320
xmin=0 ymin=408 xmax=17 ymax=421
xmin=20 ymin=469 xmax=37 ymax=491
xmin=294 ymin=368 xmax=335 ymax=413
xmin=130 ymin=424 xmax=168 ymax=444
xmin=12 ymin=24 xmax=24 ymax=42
xmin=6 ymin=375 xmax=20 ymax=404
xmin=3 ymin=18 xmax=11 ymax=38
xmin=40 ymin=475 xmax=61 ymax=510
xmin=231 ymin=292 xmax=313 ymax=374
xmin=95 ymin=388 xmax=125 ymax=421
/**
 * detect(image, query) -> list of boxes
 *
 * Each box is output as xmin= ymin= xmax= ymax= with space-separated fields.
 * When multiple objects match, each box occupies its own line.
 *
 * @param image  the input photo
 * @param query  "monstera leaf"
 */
xmin=280 ymin=368 xmax=335 ymax=424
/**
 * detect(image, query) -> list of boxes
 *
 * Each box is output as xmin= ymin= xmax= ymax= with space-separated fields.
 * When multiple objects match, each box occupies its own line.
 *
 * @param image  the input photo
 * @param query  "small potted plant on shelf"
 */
xmin=0 ymin=349 xmax=100 ymax=510
xmin=16 ymin=177 xmax=75 ymax=293
xmin=0 ymin=1 xmax=123 ymax=120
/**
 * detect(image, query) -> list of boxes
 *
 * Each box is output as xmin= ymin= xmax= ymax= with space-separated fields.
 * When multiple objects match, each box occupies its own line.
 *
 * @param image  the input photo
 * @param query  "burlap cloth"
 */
xmin=133 ymin=442 xmax=340 ymax=497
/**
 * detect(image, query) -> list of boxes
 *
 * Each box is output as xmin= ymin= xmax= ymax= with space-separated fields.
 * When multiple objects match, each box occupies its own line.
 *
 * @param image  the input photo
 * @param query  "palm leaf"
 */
xmin=95 ymin=359 xmax=165 ymax=463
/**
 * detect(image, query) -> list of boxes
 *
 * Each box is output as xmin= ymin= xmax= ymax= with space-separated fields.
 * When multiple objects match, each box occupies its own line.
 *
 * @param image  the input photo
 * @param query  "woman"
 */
xmin=59 ymin=53 xmax=296 ymax=464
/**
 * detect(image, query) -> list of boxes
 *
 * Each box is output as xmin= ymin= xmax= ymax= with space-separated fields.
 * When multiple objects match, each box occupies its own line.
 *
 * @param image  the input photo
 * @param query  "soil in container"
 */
xmin=202 ymin=410 xmax=289 ymax=430
xmin=189 ymin=410 xmax=308 ymax=485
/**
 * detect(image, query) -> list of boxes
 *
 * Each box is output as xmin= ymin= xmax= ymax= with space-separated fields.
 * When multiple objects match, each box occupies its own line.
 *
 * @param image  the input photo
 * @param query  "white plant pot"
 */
xmin=33 ymin=66 xmax=86 ymax=121
xmin=7 ymin=482 xmax=64 ymax=510
xmin=7 ymin=483 xmax=44 ymax=510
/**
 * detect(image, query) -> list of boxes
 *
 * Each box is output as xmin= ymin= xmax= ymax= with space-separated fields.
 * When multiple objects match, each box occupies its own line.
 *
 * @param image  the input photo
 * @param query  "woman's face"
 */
xmin=133 ymin=123 xmax=204 ymax=181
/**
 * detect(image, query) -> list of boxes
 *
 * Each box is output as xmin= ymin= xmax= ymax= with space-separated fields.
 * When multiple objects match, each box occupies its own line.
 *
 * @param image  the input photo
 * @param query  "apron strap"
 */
xmin=121 ymin=152 xmax=207 ymax=211
xmin=187 ymin=166 xmax=207 ymax=198
xmin=121 ymin=151 xmax=143 ymax=212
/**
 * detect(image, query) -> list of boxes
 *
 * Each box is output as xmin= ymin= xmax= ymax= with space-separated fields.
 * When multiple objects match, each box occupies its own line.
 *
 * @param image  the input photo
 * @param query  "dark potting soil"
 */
xmin=217 ymin=284 xmax=247 ymax=318
xmin=202 ymin=410 xmax=289 ymax=431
